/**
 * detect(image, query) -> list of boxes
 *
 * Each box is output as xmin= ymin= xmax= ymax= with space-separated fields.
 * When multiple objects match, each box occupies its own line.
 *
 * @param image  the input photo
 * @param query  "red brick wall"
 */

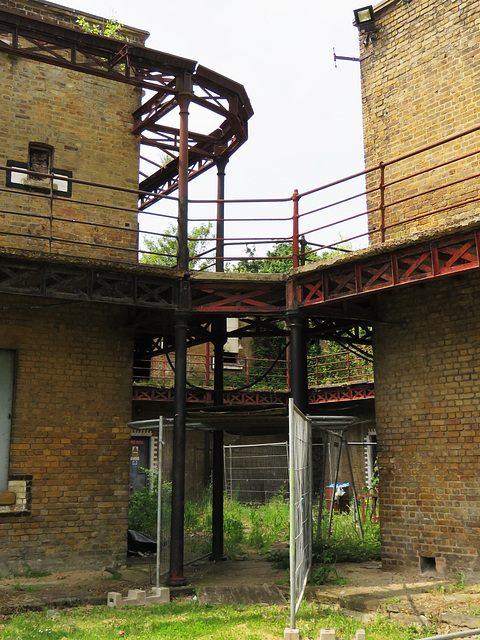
xmin=0 ymin=294 xmax=133 ymax=575
xmin=373 ymin=272 xmax=480 ymax=572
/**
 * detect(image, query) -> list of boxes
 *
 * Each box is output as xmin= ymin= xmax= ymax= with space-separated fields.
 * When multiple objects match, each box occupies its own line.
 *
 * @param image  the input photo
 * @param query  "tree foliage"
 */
xmin=236 ymin=241 xmax=357 ymax=375
xmin=140 ymin=223 xmax=214 ymax=270
xmin=235 ymin=240 xmax=350 ymax=274
xmin=76 ymin=16 xmax=127 ymax=40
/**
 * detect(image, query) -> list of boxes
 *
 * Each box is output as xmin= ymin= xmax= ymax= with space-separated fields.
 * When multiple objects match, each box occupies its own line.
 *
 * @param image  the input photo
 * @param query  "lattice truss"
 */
xmin=297 ymin=230 xmax=480 ymax=307
xmin=0 ymin=8 xmax=252 ymax=207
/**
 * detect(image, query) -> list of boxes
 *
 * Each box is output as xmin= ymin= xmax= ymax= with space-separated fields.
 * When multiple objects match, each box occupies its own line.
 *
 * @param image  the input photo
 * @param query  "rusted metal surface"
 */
xmin=0 ymin=8 xmax=252 ymax=205
xmin=296 ymin=228 xmax=480 ymax=309
xmin=132 ymin=383 xmax=375 ymax=406
xmin=0 ymin=256 xmax=175 ymax=308
xmin=308 ymin=383 xmax=375 ymax=404
xmin=191 ymin=280 xmax=286 ymax=314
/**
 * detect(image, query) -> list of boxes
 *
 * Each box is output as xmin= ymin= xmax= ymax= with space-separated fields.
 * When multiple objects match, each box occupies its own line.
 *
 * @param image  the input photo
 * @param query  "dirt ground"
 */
xmin=1 ymin=554 xmax=480 ymax=633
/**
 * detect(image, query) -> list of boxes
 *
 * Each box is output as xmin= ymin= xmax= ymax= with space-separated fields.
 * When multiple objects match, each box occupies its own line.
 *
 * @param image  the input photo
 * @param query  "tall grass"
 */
xmin=314 ymin=502 xmax=381 ymax=563
xmin=129 ymin=483 xmax=381 ymax=567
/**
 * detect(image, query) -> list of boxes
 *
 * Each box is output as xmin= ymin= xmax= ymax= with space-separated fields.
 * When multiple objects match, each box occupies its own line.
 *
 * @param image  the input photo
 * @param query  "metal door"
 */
xmin=0 ymin=350 xmax=15 ymax=492
xmin=129 ymin=437 xmax=150 ymax=493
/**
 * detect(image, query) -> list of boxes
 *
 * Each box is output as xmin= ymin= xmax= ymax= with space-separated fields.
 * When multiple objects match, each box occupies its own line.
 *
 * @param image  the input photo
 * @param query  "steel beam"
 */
xmin=297 ymin=229 xmax=480 ymax=309
xmin=132 ymin=382 xmax=375 ymax=405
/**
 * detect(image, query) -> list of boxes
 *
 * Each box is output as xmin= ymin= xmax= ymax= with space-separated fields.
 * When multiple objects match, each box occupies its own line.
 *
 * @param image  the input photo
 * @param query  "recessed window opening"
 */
xmin=28 ymin=144 xmax=53 ymax=181
xmin=420 ymin=556 xmax=437 ymax=574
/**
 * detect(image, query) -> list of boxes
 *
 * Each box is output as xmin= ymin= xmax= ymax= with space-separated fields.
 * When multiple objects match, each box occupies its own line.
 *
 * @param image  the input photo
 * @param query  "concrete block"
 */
xmin=107 ymin=587 xmax=170 ymax=608
xmin=319 ymin=630 xmax=336 ymax=640
xmin=354 ymin=630 xmax=366 ymax=640
xmin=283 ymin=628 xmax=299 ymax=640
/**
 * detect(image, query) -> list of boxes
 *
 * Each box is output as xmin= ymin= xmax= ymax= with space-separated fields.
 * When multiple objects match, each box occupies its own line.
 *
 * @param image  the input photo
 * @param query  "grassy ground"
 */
xmin=0 ymin=601 xmax=439 ymax=640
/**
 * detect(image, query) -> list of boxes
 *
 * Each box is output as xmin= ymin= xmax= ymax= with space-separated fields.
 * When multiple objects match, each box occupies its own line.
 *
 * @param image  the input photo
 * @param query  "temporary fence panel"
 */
xmin=224 ymin=442 xmax=289 ymax=503
xmin=288 ymin=399 xmax=313 ymax=631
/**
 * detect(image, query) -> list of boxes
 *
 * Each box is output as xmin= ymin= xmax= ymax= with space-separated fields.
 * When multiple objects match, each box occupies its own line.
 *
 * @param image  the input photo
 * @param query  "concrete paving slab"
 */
xmin=197 ymin=585 xmax=286 ymax=606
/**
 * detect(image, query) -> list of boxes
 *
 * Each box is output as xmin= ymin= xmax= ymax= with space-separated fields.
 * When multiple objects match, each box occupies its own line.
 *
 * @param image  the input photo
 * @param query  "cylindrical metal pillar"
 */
xmin=177 ymin=83 xmax=191 ymax=271
xmin=211 ymin=317 xmax=227 ymax=561
xmin=168 ymin=74 xmax=192 ymax=586
xmin=292 ymin=189 xmax=300 ymax=269
xmin=168 ymin=307 xmax=189 ymax=586
xmin=211 ymin=158 xmax=228 ymax=560
xmin=286 ymin=309 xmax=308 ymax=414
xmin=215 ymin=157 xmax=228 ymax=273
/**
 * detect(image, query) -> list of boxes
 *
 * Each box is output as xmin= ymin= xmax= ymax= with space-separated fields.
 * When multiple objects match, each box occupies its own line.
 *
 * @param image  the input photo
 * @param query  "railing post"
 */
xmin=49 ymin=171 xmax=54 ymax=253
xmin=300 ymin=235 xmax=307 ymax=266
xmin=347 ymin=351 xmax=350 ymax=382
xmin=379 ymin=162 xmax=386 ymax=243
xmin=292 ymin=189 xmax=300 ymax=269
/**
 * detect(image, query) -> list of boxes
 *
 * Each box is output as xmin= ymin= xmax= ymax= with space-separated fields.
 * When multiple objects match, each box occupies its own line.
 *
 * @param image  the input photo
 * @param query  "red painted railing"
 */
xmin=2 ymin=124 xmax=480 ymax=270
xmin=133 ymin=348 xmax=373 ymax=391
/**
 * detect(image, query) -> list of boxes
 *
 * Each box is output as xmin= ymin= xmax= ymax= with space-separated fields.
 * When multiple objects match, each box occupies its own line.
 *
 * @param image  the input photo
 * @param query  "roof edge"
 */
xmin=372 ymin=0 xmax=399 ymax=16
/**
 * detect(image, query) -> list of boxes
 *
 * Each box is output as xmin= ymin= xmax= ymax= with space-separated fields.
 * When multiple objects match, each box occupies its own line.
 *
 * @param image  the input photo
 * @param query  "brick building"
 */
xmin=0 ymin=1 xmax=148 ymax=574
xmin=357 ymin=0 xmax=480 ymax=572
xmin=361 ymin=0 xmax=480 ymax=243
xmin=0 ymin=0 xmax=253 ymax=578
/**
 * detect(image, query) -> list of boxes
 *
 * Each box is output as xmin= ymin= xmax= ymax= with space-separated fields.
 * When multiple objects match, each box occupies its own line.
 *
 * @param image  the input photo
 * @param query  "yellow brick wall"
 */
xmin=360 ymin=0 xmax=480 ymax=242
xmin=0 ymin=8 xmax=142 ymax=261
xmin=373 ymin=272 xmax=480 ymax=572
xmin=0 ymin=294 xmax=134 ymax=575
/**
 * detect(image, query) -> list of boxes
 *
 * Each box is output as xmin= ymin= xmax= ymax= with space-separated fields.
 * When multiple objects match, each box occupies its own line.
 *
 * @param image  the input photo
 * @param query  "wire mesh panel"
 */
xmin=224 ymin=442 xmax=289 ymax=503
xmin=288 ymin=399 xmax=313 ymax=631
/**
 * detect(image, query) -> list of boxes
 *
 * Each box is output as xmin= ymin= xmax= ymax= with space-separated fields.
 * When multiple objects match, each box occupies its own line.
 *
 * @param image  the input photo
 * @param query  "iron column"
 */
xmin=286 ymin=309 xmax=308 ymax=414
xmin=211 ymin=158 xmax=228 ymax=559
xmin=168 ymin=73 xmax=192 ymax=585
xmin=211 ymin=317 xmax=227 ymax=561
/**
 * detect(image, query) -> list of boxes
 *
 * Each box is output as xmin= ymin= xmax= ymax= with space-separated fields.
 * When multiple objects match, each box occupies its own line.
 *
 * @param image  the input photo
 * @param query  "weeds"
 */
xmin=13 ymin=583 xmax=40 ymax=592
xmin=9 ymin=564 xmax=51 ymax=579
xmin=129 ymin=484 xmax=381 ymax=585
xmin=314 ymin=504 xmax=381 ymax=564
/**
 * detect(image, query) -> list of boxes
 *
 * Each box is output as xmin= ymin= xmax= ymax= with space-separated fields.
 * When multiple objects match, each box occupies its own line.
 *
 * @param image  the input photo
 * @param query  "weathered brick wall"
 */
xmin=360 ymin=0 xmax=480 ymax=242
xmin=0 ymin=294 xmax=134 ymax=575
xmin=0 ymin=3 xmax=143 ymax=261
xmin=373 ymin=272 xmax=480 ymax=572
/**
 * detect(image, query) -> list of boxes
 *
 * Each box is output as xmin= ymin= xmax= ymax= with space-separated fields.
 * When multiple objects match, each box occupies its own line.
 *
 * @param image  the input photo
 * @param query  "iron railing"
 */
xmin=133 ymin=348 xmax=374 ymax=391
xmin=1 ymin=123 xmax=480 ymax=268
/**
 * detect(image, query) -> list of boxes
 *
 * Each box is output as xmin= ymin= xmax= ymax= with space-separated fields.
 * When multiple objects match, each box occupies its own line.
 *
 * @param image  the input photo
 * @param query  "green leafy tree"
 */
xmin=236 ymin=240 xmax=370 ymax=387
xmin=140 ymin=222 xmax=214 ymax=270
xmin=76 ymin=16 xmax=127 ymax=40
xmin=236 ymin=242 xmax=311 ymax=274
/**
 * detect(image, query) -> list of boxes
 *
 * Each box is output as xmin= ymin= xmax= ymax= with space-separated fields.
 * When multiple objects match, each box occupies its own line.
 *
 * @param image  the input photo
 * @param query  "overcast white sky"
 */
xmin=57 ymin=0 xmax=368 ymax=251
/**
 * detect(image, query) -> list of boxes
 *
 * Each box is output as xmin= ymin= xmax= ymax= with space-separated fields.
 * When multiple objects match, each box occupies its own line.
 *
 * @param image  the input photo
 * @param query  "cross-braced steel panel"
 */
xmin=297 ymin=229 xmax=480 ymax=308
